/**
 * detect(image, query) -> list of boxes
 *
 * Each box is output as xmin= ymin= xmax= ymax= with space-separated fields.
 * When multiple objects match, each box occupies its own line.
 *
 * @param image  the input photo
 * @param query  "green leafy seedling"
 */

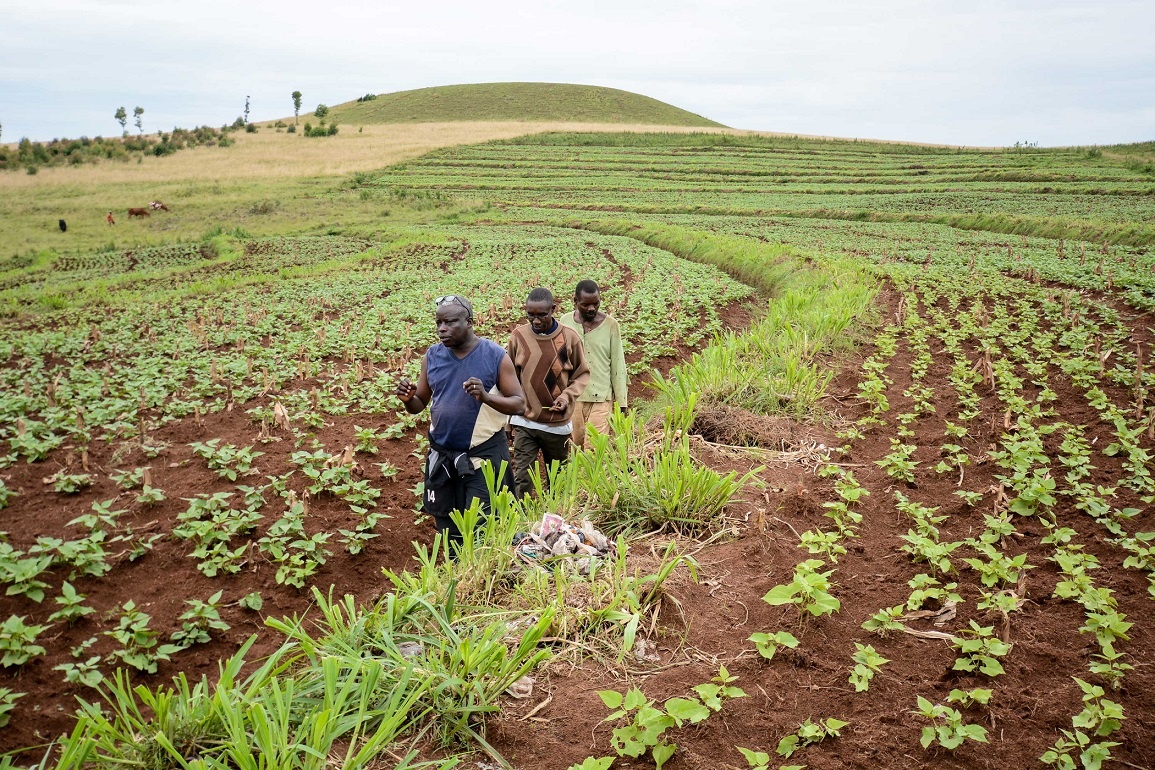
xmin=0 ymin=479 xmax=17 ymax=510
xmin=953 ymin=489 xmax=984 ymax=507
xmin=749 ymin=630 xmax=799 ymax=661
xmin=906 ymin=574 xmax=961 ymax=611
xmin=53 ymin=473 xmax=94 ymax=494
xmin=1071 ymin=678 xmax=1125 ymax=737
xmin=763 ymin=559 xmax=841 ymax=617
xmin=567 ymin=759 xmax=614 ymax=770
xmin=947 ymin=688 xmax=993 ymax=708
xmin=171 ymin=590 xmax=231 ymax=648
xmin=849 ymin=643 xmax=890 ymax=692
xmin=1040 ymin=729 xmax=1118 ymax=770
xmin=1088 ymin=648 xmax=1132 ymax=690
xmin=599 ymin=688 xmax=676 ymax=766
xmin=691 ymin=665 xmax=747 ymax=711
xmin=777 ymin=717 xmax=848 ymax=758
xmin=136 ymin=485 xmax=166 ymax=505
xmin=0 ymin=615 xmax=47 ymax=667
xmin=109 ymin=467 xmax=146 ymax=490
xmin=47 ymin=581 xmax=95 ymax=624
xmin=916 ymin=696 xmax=989 ymax=750
xmin=68 ymin=499 xmax=125 ymax=530
xmin=862 ymin=605 xmax=905 ymax=637
xmin=54 ymin=656 xmax=103 ymax=688
xmin=737 ymin=746 xmax=805 ymax=770
xmin=952 ymin=620 xmax=1012 ymax=677
xmin=0 ymin=688 xmax=24 ymax=728
xmin=105 ymin=600 xmax=182 ymax=674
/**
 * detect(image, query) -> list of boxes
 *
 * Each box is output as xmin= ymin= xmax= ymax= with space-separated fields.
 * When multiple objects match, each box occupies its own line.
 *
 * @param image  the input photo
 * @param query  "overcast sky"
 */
xmin=2 ymin=0 xmax=1152 ymax=147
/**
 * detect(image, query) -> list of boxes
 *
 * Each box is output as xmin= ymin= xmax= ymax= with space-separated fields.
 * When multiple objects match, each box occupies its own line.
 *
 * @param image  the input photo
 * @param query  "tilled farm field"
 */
xmin=1 ymin=132 xmax=1153 ymax=769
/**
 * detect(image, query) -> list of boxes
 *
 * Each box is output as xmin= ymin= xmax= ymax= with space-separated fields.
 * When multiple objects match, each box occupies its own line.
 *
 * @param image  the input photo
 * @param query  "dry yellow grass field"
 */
xmin=0 ymin=122 xmax=736 ymax=189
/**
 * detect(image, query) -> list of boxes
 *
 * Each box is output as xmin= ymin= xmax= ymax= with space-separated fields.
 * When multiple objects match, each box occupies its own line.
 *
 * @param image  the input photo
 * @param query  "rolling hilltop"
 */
xmin=323 ymin=82 xmax=724 ymax=127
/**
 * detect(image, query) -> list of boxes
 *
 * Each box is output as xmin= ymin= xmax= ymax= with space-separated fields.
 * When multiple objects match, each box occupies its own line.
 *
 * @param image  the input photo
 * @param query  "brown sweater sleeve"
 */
xmin=506 ymin=328 xmax=525 ymax=410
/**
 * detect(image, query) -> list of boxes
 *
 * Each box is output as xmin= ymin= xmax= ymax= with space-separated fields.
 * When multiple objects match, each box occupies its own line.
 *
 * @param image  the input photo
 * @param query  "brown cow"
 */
xmin=127 ymin=208 xmax=150 ymax=218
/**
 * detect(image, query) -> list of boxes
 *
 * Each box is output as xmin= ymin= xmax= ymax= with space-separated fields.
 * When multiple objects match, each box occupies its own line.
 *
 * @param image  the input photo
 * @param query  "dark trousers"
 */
xmin=512 ymin=425 xmax=571 ymax=498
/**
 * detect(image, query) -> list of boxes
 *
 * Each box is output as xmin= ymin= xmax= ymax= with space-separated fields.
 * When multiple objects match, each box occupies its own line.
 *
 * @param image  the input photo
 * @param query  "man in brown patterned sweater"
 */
xmin=506 ymin=287 xmax=591 ymax=498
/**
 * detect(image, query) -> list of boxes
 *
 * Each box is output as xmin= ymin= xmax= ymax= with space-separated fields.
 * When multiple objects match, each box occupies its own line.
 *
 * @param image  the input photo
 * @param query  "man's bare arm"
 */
xmin=468 ymin=354 xmax=525 ymax=416
xmin=396 ymin=357 xmax=433 ymax=414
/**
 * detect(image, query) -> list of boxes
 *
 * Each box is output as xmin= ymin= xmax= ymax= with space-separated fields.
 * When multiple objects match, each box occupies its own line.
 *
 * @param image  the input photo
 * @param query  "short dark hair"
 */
xmin=574 ymin=279 xmax=600 ymax=298
xmin=527 ymin=287 xmax=553 ymax=304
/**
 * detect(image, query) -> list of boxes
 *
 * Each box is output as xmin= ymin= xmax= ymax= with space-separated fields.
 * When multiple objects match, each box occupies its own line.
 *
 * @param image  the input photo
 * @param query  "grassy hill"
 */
xmin=324 ymin=83 xmax=724 ymax=127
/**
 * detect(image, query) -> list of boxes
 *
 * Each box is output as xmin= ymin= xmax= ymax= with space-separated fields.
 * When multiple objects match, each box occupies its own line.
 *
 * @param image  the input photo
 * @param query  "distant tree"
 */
xmin=133 ymin=106 xmax=144 ymax=135
xmin=292 ymin=91 xmax=302 ymax=124
xmin=115 ymin=107 xmax=128 ymax=135
xmin=314 ymin=104 xmax=329 ymax=119
xmin=244 ymin=95 xmax=251 ymax=124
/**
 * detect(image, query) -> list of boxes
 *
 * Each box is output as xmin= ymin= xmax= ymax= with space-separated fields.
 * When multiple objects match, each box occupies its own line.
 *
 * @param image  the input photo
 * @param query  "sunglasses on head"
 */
xmin=435 ymin=295 xmax=473 ymax=319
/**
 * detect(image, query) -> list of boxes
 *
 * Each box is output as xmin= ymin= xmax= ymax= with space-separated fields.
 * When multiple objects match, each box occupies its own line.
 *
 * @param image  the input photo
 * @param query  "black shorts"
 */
xmin=423 ymin=436 xmax=513 ymax=542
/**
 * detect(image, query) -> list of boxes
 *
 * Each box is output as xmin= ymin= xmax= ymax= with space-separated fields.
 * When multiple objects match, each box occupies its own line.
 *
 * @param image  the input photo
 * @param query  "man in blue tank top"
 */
xmin=396 ymin=295 xmax=525 ymax=547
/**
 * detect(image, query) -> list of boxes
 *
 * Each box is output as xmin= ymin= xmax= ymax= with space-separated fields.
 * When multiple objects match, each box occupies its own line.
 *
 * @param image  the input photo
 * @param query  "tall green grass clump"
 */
xmin=652 ymin=257 xmax=875 ymax=418
xmin=50 ymin=473 xmax=702 ymax=767
xmin=557 ymin=218 xmax=798 ymax=294
xmin=388 ymin=475 xmax=699 ymax=662
xmin=539 ymin=397 xmax=758 ymax=535
xmin=559 ymin=220 xmax=878 ymax=419
xmin=54 ymin=633 xmax=438 ymax=770
xmin=269 ymin=582 xmax=552 ymax=758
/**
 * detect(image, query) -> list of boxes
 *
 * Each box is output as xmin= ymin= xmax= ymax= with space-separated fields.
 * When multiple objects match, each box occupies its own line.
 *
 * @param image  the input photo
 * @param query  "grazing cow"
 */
xmin=149 ymin=200 xmax=169 ymax=212
xmin=107 ymin=211 xmax=115 ymax=225
xmin=127 ymin=207 xmax=150 ymax=218
xmin=59 ymin=219 xmax=67 ymax=232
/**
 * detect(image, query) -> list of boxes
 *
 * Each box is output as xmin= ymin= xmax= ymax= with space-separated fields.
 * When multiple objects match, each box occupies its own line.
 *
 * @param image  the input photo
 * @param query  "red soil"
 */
xmin=4 ymin=291 xmax=1154 ymax=770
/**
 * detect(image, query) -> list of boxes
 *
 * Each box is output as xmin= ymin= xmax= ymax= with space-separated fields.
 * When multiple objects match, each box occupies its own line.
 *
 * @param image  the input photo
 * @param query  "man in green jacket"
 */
xmin=559 ymin=279 xmax=628 ymax=450
xmin=507 ymin=287 xmax=591 ymax=498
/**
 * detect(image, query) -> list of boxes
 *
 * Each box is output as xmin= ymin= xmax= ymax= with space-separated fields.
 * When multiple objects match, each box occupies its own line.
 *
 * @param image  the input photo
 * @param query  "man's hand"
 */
xmin=549 ymin=394 xmax=570 ymax=412
xmin=396 ymin=378 xmax=418 ymax=403
xmin=463 ymin=377 xmax=487 ymax=403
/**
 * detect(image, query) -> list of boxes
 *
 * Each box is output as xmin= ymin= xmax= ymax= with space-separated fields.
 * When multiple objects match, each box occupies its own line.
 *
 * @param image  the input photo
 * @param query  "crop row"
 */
xmin=825 ymin=262 xmax=1151 ymax=763
xmin=0 ymin=226 xmax=751 ymax=463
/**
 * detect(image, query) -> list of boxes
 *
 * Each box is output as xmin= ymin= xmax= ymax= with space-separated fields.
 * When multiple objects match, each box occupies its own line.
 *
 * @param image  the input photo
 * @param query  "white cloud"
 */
xmin=2 ymin=0 xmax=1152 ymax=145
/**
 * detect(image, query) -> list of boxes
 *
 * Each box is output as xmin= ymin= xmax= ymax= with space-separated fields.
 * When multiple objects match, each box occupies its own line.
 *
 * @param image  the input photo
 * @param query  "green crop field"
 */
xmin=1 ymin=122 xmax=1154 ymax=770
